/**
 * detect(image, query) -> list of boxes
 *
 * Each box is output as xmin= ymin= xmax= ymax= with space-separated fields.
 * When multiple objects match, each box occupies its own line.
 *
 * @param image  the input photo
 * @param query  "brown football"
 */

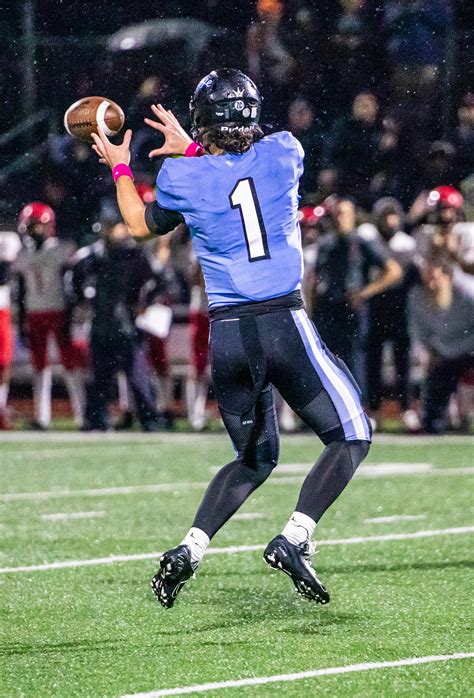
xmin=64 ymin=96 xmax=125 ymax=142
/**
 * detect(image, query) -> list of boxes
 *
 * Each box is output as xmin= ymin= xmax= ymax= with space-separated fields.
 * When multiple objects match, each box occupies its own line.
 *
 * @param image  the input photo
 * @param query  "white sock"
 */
xmin=282 ymin=511 xmax=316 ymax=546
xmin=34 ymin=368 xmax=52 ymax=427
xmin=180 ymin=527 xmax=210 ymax=564
xmin=0 ymin=382 xmax=8 ymax=411
xmin=190 ymin=378 xmax=208 ymax=430
xmin=185 ymin=377 xmax=196 ymax=419
xmin=64 ymin=370 xmax=85 ymax=427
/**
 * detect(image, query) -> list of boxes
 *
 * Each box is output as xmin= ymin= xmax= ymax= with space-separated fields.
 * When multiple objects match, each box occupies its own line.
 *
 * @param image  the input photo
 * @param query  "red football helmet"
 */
xmin=135 ymin=182 xmax=155 ymax=204
xmin=298 ymin=205 xmax=327 ymax=226
xmin=427 ymin=186 xmax=464 ymax=210
xmin=18 ymin=202 xmax=56 ymax=236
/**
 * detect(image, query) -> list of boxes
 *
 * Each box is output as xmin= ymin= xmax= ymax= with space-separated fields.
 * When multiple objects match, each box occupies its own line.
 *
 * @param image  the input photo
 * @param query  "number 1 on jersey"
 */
xmin=230 ymin=177 xmax=270 ymax=262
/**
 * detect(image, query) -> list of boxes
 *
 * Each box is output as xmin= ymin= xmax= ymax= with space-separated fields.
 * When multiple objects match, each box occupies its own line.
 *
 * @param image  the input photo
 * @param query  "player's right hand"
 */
xmin=91 ymin=125 xmax=132 ymax=170
xmin=145 ymin=104 xmax=193 ymax=158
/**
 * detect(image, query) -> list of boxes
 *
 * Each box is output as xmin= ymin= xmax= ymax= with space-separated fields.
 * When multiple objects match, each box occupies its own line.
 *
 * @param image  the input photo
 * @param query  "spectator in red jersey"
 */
xmin=14 ymin=203 xmax=85 ymax=430
xmin=0 ymin=228 xmax=22 ymax=429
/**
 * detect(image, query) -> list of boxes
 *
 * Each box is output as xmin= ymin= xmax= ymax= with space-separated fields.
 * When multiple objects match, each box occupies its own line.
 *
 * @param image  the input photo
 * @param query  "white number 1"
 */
xmin=229 ymin=177 xmax=270 ymax=262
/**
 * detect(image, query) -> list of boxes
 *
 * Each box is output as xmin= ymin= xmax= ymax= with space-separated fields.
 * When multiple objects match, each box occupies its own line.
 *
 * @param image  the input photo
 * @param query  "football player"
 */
xmin=0 ymin=228 xmax=22 ymax=429
xmin=14 ymin=203 xmax=84 ymax=429
xmin=91 ymin=69 xmax=372 ymax=608
xmin=413 ymin=186 xmax=474 ymax=275
xmin=186 ymin=261 xmax=210 ymax=432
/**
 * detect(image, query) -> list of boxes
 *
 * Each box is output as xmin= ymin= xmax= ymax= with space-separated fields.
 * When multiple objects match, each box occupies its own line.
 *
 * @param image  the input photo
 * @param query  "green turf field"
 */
xmin=1 ymin=433 xmax=473 ymax=697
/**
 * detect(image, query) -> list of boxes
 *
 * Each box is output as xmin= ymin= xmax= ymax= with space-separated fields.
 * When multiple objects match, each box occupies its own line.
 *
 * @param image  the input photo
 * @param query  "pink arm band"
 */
xmin=112 ymin=163 xmax=134 ymax=183
xmin=184 ymin=142 xmax=205 ymax=157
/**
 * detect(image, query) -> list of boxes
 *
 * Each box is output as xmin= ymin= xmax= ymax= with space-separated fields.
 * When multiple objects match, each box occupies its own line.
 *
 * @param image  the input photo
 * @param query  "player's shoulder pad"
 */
xmin=156 ymin=156 xmax=202 ymax=211
xmin=258 ymin=130 xmax=305 ymax=159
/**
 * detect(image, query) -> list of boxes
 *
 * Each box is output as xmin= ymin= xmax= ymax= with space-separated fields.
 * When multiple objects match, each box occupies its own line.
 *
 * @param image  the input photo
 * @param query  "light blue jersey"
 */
xmin=156 ymin=131 xmax=304 ymax=308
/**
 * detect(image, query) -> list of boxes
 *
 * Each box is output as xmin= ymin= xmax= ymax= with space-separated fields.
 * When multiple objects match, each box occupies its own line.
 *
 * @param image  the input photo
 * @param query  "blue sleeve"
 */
xmin=155 ymin=157 xmax=190 ymax=213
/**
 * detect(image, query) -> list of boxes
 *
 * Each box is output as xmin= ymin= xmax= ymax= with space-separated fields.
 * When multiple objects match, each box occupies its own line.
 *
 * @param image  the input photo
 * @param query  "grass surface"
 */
xmin=1 ymin=434 xmax=473 ymax=697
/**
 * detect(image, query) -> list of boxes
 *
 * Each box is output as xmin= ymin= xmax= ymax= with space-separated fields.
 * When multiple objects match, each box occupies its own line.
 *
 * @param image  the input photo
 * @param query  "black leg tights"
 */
xmin=193 ymin=387 xmax=279 ymax=539
xmin=192 ymin=458 xmax=274 ymax=538
xmin=295 ymin=440 xmax=370 ymax=523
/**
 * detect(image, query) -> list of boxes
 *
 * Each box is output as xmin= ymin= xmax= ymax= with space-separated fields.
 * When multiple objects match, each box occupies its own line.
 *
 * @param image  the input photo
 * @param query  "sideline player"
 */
xmin=0 ymin=227 xmax=22 ymax=429
xmin=186 ymin=261 xmax=210 ymax=431
xmin=14 ymin=203 xmax=84 ymax=429
xmin=91 ymin=69 xmax=372 ymax=607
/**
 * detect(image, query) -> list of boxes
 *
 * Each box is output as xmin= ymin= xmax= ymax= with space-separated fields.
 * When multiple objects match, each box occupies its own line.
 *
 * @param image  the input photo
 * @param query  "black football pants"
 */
xmin=192 ymin=308 xmax=371 ymax=538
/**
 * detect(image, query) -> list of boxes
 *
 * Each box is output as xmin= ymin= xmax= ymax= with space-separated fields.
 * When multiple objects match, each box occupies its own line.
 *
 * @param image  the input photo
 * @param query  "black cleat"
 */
xmin=151 ymin=545 xmax=197 ymax=608
xmin=263 ymin=535 xmax=330 ymax=604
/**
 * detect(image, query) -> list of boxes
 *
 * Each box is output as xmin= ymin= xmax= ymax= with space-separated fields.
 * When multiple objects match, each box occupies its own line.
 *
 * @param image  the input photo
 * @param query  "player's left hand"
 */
xmin=91 ymin=125 xmax=133 ymax=169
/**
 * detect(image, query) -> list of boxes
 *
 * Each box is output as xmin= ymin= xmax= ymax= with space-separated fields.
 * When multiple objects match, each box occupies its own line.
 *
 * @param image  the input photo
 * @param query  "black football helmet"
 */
xmin=189 ymin=68 xmax=261 ymax=139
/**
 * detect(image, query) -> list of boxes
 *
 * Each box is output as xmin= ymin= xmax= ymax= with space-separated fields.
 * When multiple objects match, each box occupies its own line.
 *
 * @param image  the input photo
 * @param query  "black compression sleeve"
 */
xmin=145 ymin=202 xmax=184 ymax=236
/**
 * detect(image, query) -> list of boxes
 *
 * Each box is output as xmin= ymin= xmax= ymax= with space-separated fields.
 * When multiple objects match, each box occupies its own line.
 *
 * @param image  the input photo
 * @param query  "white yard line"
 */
xmin=364 ymin=514 xmax=427 ymax=524
xmin=3 ymin=447 xmax=137 ymax=460
xmin=232 ymin=512 xmax=264 ymax=521
xmin=0 ymin=526 xmax=472 ymax=575
xmin=0 ymin=482 xmax=210 ymax=501
xmin=211 ymin=462 xmax=435 ymax=476
xmin=120 ymin=652 xmax=474 ymax=697
xmin=0 ymin=431 xmax=473 ymax=445
xmin=3 ymin=464 xmax=473 ymax=502
xmin=0 ymin=432 xmax=222 ymax=444
xmin=40 ymin=511 xmax=105 ymax=521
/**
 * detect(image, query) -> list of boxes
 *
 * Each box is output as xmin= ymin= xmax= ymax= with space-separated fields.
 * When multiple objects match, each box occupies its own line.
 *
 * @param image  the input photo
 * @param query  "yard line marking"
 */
xmin=2 ymin=447 xmax=136 ymax=460
xmin=0 ymin=526 xmax=472 ymax=575
xmin=2 ymin=464 xmax=474 ymax=502
xmin=0 ymin=432 xmax=473 ymax=445
xmin=232 ymin=512 xmax=264 ymax=521
xmin=0 ymin=482 xmax=210 ymax=501
xmin=120 ymin=652 xmax=474 ymax=697
xmin=278 ymin=462 xmax=433 ymax=477
xmin=40 ymin=511 xmax=105 ymax=521
xmin=271 ymin=467 xmax=474 ymax=479
xmin=210 ymin=463 xmax=435 ymax=476
xmin=364 ymin=514 xmax=427 ymax=524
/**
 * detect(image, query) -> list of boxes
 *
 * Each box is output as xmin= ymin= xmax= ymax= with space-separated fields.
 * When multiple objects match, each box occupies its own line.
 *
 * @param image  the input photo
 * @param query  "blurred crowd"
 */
xmin=3 ymin=0 xmax=473 ymax=230
xmin=0 ymin=0 xmax=473 ymax=433
xmin=0 ymin=182 xmax=473 ymax=434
